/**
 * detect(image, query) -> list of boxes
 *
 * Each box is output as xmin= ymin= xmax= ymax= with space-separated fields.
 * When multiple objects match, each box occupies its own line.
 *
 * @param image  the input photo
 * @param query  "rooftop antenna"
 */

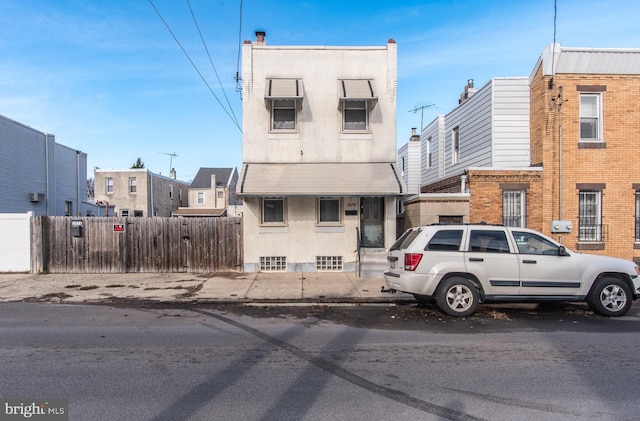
xmin=409 ymin=101 xmax=435 ymax=131
xmin=159 ymin=152 xmax=178 ymax=173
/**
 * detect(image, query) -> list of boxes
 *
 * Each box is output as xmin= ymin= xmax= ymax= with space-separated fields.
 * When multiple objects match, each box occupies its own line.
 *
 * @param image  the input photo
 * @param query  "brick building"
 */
xmin=403 ymin=43 xmax=640 ymax=261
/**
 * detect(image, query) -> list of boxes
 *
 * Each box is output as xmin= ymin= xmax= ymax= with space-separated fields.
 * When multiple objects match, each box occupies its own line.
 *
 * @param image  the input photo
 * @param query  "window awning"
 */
xmin=265 ymin=79 xmax=303 ymax=100
xmin=237 ymin=163 xmax=405 ymax=197
xmin=339 ymin=79 xmax=377 ymax=101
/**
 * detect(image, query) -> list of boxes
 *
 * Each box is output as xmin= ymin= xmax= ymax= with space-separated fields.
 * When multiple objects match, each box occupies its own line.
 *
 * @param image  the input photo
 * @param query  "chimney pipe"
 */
xmin=255 ymin=31 xmax=266 ymax=45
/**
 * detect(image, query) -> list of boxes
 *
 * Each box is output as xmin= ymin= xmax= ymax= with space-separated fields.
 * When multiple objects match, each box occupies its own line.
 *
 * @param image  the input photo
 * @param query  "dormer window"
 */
xmin=339 ymin=79 xmax=377 ymax=132
xmin=265 ymin=78 xmax=303 ymax=132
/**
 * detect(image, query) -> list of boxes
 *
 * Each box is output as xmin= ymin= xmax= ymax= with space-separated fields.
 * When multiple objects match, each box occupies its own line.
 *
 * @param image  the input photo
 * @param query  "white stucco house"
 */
xmin=237 ymin=32 xmax=405 ymax=274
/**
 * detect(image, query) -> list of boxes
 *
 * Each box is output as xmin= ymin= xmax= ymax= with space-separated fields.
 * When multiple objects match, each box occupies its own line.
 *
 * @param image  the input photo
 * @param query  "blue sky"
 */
xmin=1 ymin=0 xmax=639 ymax=182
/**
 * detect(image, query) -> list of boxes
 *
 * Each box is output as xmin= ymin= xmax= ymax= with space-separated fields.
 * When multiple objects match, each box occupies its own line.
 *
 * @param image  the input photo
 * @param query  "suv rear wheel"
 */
xmin=587 ymin=277 xmax=632 ymax=317
xmin=436 ymin=277 xmax=479 ymax=317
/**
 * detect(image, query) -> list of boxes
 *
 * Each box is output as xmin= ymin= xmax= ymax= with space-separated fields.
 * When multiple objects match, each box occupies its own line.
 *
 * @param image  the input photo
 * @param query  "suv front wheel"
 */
xmin=587 ymin=277 xmax=632 ymax=317
xmin=436 ymin=277 xmax=479 ymax=317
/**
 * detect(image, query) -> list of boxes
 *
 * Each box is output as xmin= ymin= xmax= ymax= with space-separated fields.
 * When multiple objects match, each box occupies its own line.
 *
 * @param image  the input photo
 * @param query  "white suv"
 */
xmin=384 ymin=224 xmax=640 ymax=317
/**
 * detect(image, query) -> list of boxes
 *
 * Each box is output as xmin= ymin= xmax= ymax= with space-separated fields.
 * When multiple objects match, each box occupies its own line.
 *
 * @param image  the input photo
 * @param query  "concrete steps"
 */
xmin=358 ymin=248 xmax=388 ymax=278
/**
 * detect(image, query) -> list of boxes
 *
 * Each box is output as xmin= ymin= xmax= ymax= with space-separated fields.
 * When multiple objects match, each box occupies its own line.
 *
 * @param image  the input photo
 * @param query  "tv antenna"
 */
xmin=159 ymin=152 xmax=178 ymax=173
xmin=409 ymin=101 xmax=435 ymax=131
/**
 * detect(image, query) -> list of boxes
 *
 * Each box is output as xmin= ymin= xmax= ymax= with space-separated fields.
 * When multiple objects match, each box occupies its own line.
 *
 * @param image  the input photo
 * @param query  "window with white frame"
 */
xmin=427 ymin=136 xmax=432 ymax=169
xmin=338 ymin=79 xmax=376 ymax=132
xmin=120 ymin=209 xmax=129 ymax=217
xmin=317 ymin=198 xmax=341 ymax=224
xmin=169 ymin=184 xmax=174 ymax=200
xmin=197 ymin=191 xmax=204 ymax=205
xmin=452 ymin=127 xmax=460 ymax=165
xmin=579 ymin=191 xmax=602 ymax=242
xmin=262 ymin=198 xmax=286 ymax=224
xmin=580 ymin=93 xmax=602 ymax=141
xmin=105 ymin=177 xmax=113 ymax=194
xmin=503 ymin=190 xmax=526 ymax=227
xmin=128 ymin=177 xmax=136 ymax=194
xmin=265 ymin=79 xmax=302 ymax=132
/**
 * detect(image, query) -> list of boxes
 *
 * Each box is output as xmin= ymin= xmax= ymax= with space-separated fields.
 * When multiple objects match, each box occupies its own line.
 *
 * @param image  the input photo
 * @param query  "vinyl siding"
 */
xmin=492 ymin=78 xmax=530 ymax=167
xmin=421 ymin=115 xmax=445 ymax=186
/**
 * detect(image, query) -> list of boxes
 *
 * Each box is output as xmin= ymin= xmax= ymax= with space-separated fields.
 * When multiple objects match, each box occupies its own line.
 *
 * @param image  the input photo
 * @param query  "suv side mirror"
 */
xmin=558 ymin=246 xmax=568 ymax=256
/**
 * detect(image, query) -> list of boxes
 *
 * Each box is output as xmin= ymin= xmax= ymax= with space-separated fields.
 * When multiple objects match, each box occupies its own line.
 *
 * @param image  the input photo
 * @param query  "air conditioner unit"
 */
xmin=29 ymin=192 xmax=41 ymax=202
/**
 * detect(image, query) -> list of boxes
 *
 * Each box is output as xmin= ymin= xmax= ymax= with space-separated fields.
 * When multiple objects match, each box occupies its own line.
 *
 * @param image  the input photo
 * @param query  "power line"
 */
xmin=185 ymin=0 xmax=240 ymax=129
xmin=148 ymin=0 xmax=242 ymax=133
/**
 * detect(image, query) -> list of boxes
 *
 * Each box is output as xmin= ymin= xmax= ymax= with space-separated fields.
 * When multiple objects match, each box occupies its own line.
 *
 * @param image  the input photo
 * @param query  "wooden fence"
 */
xmin=31 ymin=216 xmax=243 ymax=274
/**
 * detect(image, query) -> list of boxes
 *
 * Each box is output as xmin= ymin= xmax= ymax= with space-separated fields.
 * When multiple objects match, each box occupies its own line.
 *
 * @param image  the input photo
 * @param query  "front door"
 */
xmin=361 ymin=197 xmax=384 ymax=247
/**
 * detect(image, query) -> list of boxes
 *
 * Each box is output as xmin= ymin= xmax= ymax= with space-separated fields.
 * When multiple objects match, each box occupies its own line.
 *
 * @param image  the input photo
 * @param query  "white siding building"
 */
xmin=237 ymin=33 xmax=404 ymax=274
xmin=420 ymin=77 xmax=531 ymax=189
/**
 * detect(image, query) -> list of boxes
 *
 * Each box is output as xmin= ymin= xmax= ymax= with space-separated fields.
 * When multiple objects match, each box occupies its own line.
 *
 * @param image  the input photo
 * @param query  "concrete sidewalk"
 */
xmin=0 ymin=272 xmax=413 ymax=305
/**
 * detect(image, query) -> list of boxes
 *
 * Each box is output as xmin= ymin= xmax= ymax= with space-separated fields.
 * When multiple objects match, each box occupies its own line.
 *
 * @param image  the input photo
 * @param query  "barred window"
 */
xmin=579 ymin=191 xmax=602 ymax=242
xmin=503 ymin=191 xmax=525 ymax=227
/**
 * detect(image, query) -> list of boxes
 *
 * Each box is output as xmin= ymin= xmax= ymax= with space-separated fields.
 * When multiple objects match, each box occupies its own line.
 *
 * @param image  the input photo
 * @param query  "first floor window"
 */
xmin=318 ymin=198 xmax=341 ymax=224
xmin=579 ymin=191 xmax=602 ymax=241
xmin=121 ymin=209 xmax=129 ymax=217
xmin=64 ymin=201 xmax=72 ymax=217
xmin=262 ymin=198 xmax=285 ymax=224
xmin=134 ymin=210 xmax=143 ymax=217
xmin=105 ymin=177 xmax=113 ymax=194
xmin=503 ymin=190 xmax=526 ymax=227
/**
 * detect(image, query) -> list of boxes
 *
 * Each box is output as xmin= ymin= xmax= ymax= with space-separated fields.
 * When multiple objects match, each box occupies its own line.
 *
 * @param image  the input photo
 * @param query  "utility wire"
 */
xmin=148 ymin=0 xmax=242 ymax=133
xmin=186 ymin=0 xmax=240 ymax=129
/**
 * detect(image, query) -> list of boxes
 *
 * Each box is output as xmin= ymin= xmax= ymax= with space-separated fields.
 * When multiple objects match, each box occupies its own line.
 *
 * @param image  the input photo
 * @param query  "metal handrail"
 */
xmin=355 ymin=227 xmax=361 ymax=278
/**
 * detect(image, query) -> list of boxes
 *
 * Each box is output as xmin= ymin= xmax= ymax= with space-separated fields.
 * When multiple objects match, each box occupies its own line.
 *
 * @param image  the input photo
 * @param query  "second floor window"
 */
xmin=452 ymin=127 xmax=460 ymax=165
xmin=265 ymin=79 xmax=303 ymax=132
xmin=339 ymin=79 xmax=376 ymax=132
xmin=427 ymin=136 xmax=432 ymax=169
xmin=169 ymin=184 xmax=174 ymax=200
xmin=197 ymin=192 xmax=204 ymax=205
xmin=128 ymin=177 xmax=136 ymax=194
xmin=580 ymin=93 xmax=602 ymax=141
xmin=579 ymin=190 xmax=602 ymax=242
xmin=342 ymin=100 xmax=368 ymax=131
xmin=106 ymin=177 xmax=113 ymax=194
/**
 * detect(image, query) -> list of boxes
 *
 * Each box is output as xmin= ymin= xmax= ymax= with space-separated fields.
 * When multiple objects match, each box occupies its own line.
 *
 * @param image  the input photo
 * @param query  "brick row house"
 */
xmin=400 ymin=43 xmax=640 ymax=262
xmin=237 ymin=33 xmax=404 ymax=274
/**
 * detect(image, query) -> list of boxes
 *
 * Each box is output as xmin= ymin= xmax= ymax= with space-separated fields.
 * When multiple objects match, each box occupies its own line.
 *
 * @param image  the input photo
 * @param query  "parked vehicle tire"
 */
xmin=587 ymin=277 xmax=632 ymax=317
xmin=413 ymin=294 xmax=435 ymax=305
xmin=436 ymin=277 xmax=479 ymax=317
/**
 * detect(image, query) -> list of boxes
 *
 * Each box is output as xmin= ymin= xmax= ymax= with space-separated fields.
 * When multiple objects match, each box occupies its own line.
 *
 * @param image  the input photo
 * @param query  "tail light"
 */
xmin=404 ymin=253 xmax=423 ymax=271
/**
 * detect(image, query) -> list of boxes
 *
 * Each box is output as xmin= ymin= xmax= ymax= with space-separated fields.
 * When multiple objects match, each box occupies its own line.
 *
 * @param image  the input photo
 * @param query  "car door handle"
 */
xmin=523 ymin=259 xmax=537 ymax=264
xmin=469 ymin=258 xmax=484 ymax=262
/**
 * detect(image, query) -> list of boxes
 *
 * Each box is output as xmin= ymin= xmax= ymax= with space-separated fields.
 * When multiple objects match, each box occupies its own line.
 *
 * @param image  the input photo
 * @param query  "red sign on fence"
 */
xmin=113 ymin=224 xmax=125 ymax=232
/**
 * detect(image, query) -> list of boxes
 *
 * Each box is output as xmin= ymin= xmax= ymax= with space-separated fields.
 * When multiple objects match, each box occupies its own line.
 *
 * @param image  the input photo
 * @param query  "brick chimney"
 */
xmin=410 ymin=127 xmax=420 ymax=142
xmin=459 ymin=79 xmax=478 ymax=104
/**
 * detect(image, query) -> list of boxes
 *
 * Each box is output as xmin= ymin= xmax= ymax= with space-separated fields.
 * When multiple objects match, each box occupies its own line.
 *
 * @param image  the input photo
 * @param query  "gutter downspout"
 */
xmin=76 ymin=151 xmax=80 ymax=216
xmin=45 ymin=135 xmax=50 ymax=215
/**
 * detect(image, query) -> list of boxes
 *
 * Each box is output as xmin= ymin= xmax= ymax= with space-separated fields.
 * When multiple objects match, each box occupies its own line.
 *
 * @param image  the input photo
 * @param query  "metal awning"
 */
xmin=237 ymin=163 xmax=404 ymax=197
xmin=338 ymin=79 xmax=377 ymax=101
xmin=265 ymin=79 xmax=303 ymax=100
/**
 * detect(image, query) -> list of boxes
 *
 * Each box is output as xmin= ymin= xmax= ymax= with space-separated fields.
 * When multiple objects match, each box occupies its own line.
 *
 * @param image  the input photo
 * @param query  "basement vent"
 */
xmin=316 ymin=256 xmax=343 ymax=272
xmin=260 ymin=256 xmax=287 ymax=272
